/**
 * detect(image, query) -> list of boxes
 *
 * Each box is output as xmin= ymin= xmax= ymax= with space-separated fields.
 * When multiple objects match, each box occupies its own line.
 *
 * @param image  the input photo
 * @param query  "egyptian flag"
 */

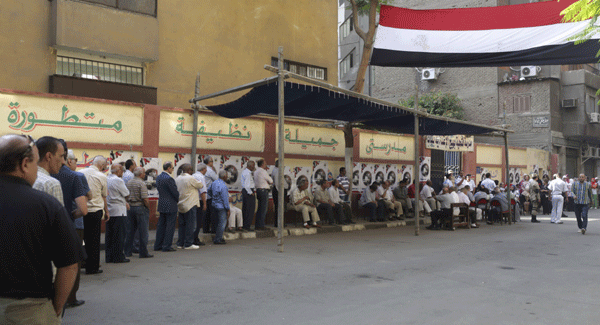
xmin=370 ymin=0 xmax=600 ymax=67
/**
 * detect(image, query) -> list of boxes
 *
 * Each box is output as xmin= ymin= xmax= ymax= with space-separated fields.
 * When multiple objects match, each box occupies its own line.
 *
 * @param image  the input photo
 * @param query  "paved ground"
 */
xmin=64 ymin=210 xmax=600 ymax=325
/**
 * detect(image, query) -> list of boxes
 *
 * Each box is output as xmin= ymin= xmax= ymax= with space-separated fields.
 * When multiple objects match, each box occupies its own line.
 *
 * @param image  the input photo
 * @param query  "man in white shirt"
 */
xmin=192 ymin=163 xmax=208 ymax=245
xmin=458 ymin=187 xmax=479 ymax=227
xmin=378 ymin=181 xmax=403 ymax=220
xmin=420 ymin=180 xmax=438 ymax=211
xmin=123 ymin=159 xmax=136 ymax=184
xmin=329 ymin=179 xmax=354 ymax=224
xmin=549 ymin=173 xmax=567 ymax=224
xmin=32 ymin=136 xmax=65 ymax=204
xmin=80 ymin=156 xmax=109 ymax=274
xmin=175 ymin=163 xmax=203 ymax=249
xmin=254 ymin=159 xmax=273 ymax=230
xmin=481 ymin=173 xmax=496 ymax=193
xmin=427 ymin=187 xmax=457 ymax=230
xmin=241 ymin=160 xmax=256 ymax=231
xmin=271 ymin=160 xmax=289 ymax=227
xmin=105 ymin=164 xmax=130 ymax=263
xmin=360 ymin=183 xmax=384 ymax=222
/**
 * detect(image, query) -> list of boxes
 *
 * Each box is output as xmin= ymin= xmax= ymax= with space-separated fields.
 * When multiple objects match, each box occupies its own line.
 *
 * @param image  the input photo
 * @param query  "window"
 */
xmin=271 ymin=58 xmax=327 ymax=81
xmin=79 ymin=0 xmax=156 ymax=17
xmin=339 ymin=15 xmax=354 ymax=41
xmin=586 ymin=94 xmax=598 ymax=114
xmin=339 ymin=50 xmax=354 ymax=77
xmin=56 ymin=56 xmax=144 ymax=86
xmin=513 ymin=95 xmax=531 ymax=113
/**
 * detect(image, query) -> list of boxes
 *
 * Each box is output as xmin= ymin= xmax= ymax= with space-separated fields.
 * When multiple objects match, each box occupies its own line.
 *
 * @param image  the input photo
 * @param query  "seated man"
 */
xmin=488 ymin=187 xmax=510 ymax=224
xmin=314 ymin=180 xmax=343 ymax=225
xmin=392 ymin=180 xmax=413 ymax=213
xmin=378 ymin=181 xmax=404 ymax=220
xmin=329 ymin=179 xmax=354 ymax=224
xmin=292 ymin=178 xmax=321 ymax=229
xmin=458 ymin=187 xmax=479 ymax=227
xmin=360 ymin=183 xmax=385 ymax=222
xmin=408 ymin=180 xmax=432 ymax=216
xmin=427 ymin=187 xmax=455 ymax=230
xmin=420 ymin=180 xmax=438 ymax=212
xmin=227 ymin=194 xmax=244 ymax=232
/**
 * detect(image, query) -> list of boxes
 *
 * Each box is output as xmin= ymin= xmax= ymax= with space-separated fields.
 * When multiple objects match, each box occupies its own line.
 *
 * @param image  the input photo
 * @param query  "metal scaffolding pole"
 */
xmin=277 ymin=47 xmax=285 ymax=252
xmin=504 ymin=131 xmax=512 ymax=225
xmin=414 ymin=88 xmax=420 ymax=236
xmin=191 ymin=73 xmax=200 ymax=173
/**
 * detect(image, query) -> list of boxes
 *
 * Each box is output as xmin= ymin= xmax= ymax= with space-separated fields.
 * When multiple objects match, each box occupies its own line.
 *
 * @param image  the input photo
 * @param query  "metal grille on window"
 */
xmin=56 ymin=56 xmax=143 ymax=86
xmin=444 ymin=151 xmax=461 ymax=175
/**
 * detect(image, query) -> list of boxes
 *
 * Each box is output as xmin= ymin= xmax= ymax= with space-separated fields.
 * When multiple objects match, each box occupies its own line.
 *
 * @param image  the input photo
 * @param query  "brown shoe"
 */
xmin=313 ymin=223 xmax=322 ymax=228
xmin=303 ymin=224 xmax=311 ymax=229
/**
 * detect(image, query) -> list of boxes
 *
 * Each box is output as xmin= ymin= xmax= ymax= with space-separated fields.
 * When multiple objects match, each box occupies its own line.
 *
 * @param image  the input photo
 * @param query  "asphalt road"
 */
xmin=64 ymin=209 xmax=600 ymax=325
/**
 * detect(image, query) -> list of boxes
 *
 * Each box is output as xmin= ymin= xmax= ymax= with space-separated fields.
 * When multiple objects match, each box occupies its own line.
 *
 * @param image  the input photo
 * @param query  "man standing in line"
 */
xmin=192 ymin=163 xmax=208 ymax=246
xmin=80 ymin=156 xmax=109 ymax=274
xmin=573 ymin=173 xmax=592 ymax=235
xmin=209 ymin=170 xmax=230 ymax=244
xmin=53 ymin=144 xmax=89 ymax=309
xmin=175 ymin=163 xmax=203 ymax=249
xmin=254 ymin=158 xmax=273 ymax=230
xmin=155 ymin=162 xmax=180 ymax=252
xmin=105 ymin=164 xmax=130 ymax=263
xmin=549 ymin=173 xmax=567 ymax=224
xmin=241 ymin=160 xmax=256 ymax=231
xmin=123 ymin=159 xmax=136 ymax=184
xmin=0 ymin=134 xmax=85 ymax=323
xmin=529 ymin=174 xmax=541 ymax=223
xmin=337 ymin=167 xmax=351 ymax=203
xmin=32 ymin=136 xmax=65 ymax=204
xmin=124 ymin=167 xmax=153 ymax=258
xmin=203 ymin=156 xmax=218 ymax=234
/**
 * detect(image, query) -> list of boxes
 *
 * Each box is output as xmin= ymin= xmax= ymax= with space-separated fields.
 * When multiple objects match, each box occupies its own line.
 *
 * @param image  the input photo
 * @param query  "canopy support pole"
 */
xmin=504 ymin=131 xmax=512 ymax=225
xmin=277 ymin=46 xmax=285 ymax=252
xmin=191 ymin=73 xmax=200 ymax=173
xmin=414 ymin=88 xmax=420 ymax=236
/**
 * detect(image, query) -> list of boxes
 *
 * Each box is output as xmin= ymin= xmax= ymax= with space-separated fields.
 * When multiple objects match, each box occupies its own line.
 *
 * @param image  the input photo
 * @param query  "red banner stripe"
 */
xmin=379 ymin=0 xmax=580 ymax=31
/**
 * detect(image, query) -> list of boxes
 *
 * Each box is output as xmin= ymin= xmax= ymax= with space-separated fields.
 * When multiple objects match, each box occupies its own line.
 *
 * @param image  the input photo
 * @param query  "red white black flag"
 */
xmin=370 ymin=0 xmax=600 ymax=67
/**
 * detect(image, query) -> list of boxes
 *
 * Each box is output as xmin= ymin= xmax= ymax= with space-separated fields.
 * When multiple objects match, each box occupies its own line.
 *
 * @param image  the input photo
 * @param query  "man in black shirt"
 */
xmin=0 ymin=134 xmax=85 ymax=323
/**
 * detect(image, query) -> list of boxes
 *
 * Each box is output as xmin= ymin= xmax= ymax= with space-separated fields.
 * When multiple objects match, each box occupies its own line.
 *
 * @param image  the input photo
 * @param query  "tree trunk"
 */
xmin=353 ymin=41 xmax=373 ymax=94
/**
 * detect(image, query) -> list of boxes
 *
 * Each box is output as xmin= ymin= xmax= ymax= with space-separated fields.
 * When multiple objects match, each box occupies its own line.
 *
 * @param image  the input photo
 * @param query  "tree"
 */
xmin=399 ymin=92 xmax=465 ymax=120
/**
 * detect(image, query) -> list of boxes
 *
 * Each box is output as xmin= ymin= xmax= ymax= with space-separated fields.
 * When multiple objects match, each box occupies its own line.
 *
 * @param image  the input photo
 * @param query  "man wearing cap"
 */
xmin=0 ymin=134 xmax=85 ymax=323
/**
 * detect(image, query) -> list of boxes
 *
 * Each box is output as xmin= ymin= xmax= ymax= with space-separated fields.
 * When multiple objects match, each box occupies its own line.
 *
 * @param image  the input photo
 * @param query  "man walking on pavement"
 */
xmin=549 ymin=173 xmax=567 ymax=224
xmin=155 ymin=162 xmax=180 ymax=252
xmin=573 ymin=173 xmax=592 ymax=235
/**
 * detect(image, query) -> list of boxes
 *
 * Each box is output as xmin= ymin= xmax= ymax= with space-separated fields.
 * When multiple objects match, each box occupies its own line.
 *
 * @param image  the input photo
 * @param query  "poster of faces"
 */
xmin=386 ymin=164 xmax=399 ymax=188
xmin=419 ymin=157 xmax=431 ymax=182
xmin=352 ymin=162 xmax=362 ymax=193
xmin=373 ymin=164 xmax=387 ymax=186
xmin=312 ymin=161 xmax=329 ymax=187
xmin=139 ymin=157 xmax=162 ymax=199
xmin=361 ymin=163 xmax=375 ymax=189
xmin=220 ymin=155 xmax=243 ymax=191
xmin=400 ymin=164 xmax=414 ymax=185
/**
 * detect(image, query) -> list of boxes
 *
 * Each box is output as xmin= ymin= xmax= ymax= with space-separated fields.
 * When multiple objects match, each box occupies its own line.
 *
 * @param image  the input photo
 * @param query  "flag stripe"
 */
xmin=375 ymin=21 xmax=596 ymax=54
xmin=379 ymin=0 xmax=579 ymax=31
xmin=371 ymin=41 xmax=600 ymax=68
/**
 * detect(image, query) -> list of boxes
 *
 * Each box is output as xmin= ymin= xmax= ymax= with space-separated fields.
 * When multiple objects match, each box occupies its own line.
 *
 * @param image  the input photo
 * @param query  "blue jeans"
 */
xmin=124 ymin=206 xmax=149 ymax=257
xmin=574 ymin=204 xmax=589 ymax=230
xmin=154 ymin=211 xmax=177 ymax=251
xmin=177 ymin=207 xmax=197 ymax=247
xmin=255 ymin=189 xmax=269 ymax=228
xmin=214 ymin=208 xmax=228 ymax=243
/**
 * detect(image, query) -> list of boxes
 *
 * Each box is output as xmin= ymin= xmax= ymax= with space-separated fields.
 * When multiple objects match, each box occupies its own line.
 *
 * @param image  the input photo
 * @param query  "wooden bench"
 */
xmin=449 ymin=203 xmax=471 ymax=230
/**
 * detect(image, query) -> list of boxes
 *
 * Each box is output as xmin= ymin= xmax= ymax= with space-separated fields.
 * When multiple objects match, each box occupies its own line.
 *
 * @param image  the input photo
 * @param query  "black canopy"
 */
xmin=206 ymin=81 xmax=502 ymax=135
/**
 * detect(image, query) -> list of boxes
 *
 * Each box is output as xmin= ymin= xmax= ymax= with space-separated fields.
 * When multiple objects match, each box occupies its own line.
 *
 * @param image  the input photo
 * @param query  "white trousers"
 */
xmin=551 ymin=195 xmax=564 ymax=223
xmin=228 ymin=206 xmax=243 ymax=228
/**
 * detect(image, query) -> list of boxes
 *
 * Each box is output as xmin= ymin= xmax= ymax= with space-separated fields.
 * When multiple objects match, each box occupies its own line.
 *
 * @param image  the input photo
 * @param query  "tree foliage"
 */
xmin=399 ymin=92 xmax=465 ymax=120
xmin=561 ymin=0 xmax=600 ymax=48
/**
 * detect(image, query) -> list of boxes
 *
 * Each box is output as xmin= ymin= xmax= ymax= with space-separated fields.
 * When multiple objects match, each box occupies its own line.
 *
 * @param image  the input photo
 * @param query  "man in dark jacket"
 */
xmin=154 ymin=161 xmax=180 ymax=252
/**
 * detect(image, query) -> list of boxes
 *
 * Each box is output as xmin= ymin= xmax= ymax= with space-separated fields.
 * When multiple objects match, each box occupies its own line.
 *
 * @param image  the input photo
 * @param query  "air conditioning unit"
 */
xmin=521 ymin=66 xmax=538 ymax=78
xmin=591 ymin=112 xmax=600 ymax=123
xmin=562 ymin=98 xmax=578 ymax=108
xmin=421 ymin=68 xmax=438 ymax=81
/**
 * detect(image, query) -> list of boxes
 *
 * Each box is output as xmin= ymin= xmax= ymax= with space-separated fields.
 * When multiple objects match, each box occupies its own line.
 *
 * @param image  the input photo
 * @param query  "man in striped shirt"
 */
xmin=573 ymin=173 xmax=592 ymax=235
xmin=336 ymin=167 xmax=351 ymax=203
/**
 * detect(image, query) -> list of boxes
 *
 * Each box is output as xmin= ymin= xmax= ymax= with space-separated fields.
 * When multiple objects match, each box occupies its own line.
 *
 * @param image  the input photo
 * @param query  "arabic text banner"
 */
xmin=425 ymin=135 xmax=474 ymax=152
xmin=275 ymin=124 xmax=345 ymax=157
xmin=359 ymin=133 xmax=414 ymax=160
xmin=1 ymin=93 xmax=143 ymax=145
xmin=159 ymin=111 xmax=264 ymax=152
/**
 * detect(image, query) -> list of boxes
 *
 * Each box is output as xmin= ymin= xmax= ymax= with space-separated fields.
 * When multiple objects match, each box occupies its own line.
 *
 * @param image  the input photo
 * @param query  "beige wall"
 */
xmin=0 ymin=0 xmax=338 ymax=110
